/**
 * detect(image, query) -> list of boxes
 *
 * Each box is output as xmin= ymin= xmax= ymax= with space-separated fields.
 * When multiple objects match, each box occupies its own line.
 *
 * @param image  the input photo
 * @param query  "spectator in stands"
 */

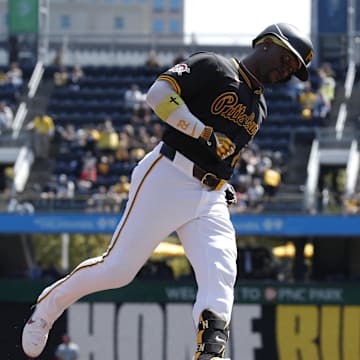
xmin=320 ymin=62 xmax=336 ymax=101
xmin=68 ymin=64 xmax=85 ymax=91
xmin=53 ymin=65 xmax=69 ymax=87
xmin=263 ymin=166 xmax=282 ymax=199
xmin=148 ymin=121 xmax=163 ymax=144
xmin=96 ymin=118 xmax=119 ymax=153
xmin=124 ymin=83 xmax=144 ymax=110
xmin=131 ymin=100 xmax=152 ymax=126
xmin=254 ymin=153 xmax=272 ymax=178
xmin=76 ymin=126 xmax=100 ymax=155
xmin=121 ymin=123 xmax=135 ymax=142
xmin=313 ymin=91 xmax=330 ymax=120
xmin=6 ymin=62 xmax=23 ymax=91
xmin=38 ymin=176 xmax=59 ymax=208
xmin=129 ymin=147 xmax=146 ymax=163
xmin=56 ymin=174 xmax=75 ymax=200
xmin=134 ymin=99 xmax=152 ymax=117
xmin=0 ymin=69 xmax=8 ymax=86
xmin=7 ymin=197 xmax=35 ymax=214
xmin=343 ymin=192 xmax=360 ymax=214
xmin=271 ymin=150 xmax=288 ymax=180
xmin=129 ymin=112 xmax=142 ymax=127
xmin=56 ymin=124 xmax=77 ymax=144
xmin=229 ymin=174 xmax=250 ymax=214
xmin=298 ymin=81 xmax=318 ymax=119
xmin=0 ymin=101 xmax=13 ymax=134
xmin=135 ymin=125 xmax=153 ymax=151
xmin=26 ymin=112 xmax=55 ymax=160
xmin=239 ymin=145 xmax=261 ymax=177
xmin=106 ymin=175 xmax=131 ymax=212
xmin=317 ymin=66 xmax=336 ymax=116
xmin=113 ymin=126 xmax=132 ymax=160
xmin=78 ymin=156 xmax=97 ymax=190
xmin=114 ymin=141 xmax=130 ymax=162
xmin=97 ymin=154 xmax=112 ymax=177
xmin=298 ymin=78 xmax=330 ymax=120
xmin=54 ymin=334 xmax=80 ymax=360
xmin=86 ymin=185 xmax=112 ymax=213
xmin=317 ymin=166 xmax=343 ymax=212
xmin=111 ymin=175 xmax=130 ymax=195
xmin=247 ymin=177 xmax=265 ymax=212
xmin=141 ymin=106 xmax=153 ymax=126
xmin=144 ymin=49 xmax=161 ymax=68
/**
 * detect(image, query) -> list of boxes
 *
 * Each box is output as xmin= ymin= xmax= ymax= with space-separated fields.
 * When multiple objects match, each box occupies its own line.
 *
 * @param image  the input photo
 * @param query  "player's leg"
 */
xmin=178 ymin=189 xmax=237 ymax=359
xmin=22 ymin=146 xmax=196 ymax=357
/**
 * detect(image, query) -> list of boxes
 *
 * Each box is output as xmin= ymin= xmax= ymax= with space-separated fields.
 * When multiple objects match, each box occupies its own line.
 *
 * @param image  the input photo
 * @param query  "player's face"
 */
xmin=260 ymin=45 xmax=301 ymax=84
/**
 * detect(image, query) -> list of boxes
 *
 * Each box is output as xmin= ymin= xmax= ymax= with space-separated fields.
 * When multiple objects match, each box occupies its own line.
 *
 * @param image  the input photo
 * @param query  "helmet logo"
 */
xmin=305 ymin=50 xmax=314 ymax=64
xmin=169 ymin=63 xmax=191 ymax=76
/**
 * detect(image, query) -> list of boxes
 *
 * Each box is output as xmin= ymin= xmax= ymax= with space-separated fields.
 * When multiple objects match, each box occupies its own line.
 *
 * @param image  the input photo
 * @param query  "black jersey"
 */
xmin=158 ymin=51 xmax=267 ymax=180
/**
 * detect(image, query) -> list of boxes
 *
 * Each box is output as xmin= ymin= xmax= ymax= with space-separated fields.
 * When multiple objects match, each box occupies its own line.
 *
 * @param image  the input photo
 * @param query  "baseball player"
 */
xmin=22 ymin=23 xmax=314 ymax=359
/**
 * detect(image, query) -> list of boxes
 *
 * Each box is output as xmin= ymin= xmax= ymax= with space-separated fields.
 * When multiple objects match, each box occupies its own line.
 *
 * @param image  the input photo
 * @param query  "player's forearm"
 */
xmin=146 ymin=80 xmax=210 ymax=139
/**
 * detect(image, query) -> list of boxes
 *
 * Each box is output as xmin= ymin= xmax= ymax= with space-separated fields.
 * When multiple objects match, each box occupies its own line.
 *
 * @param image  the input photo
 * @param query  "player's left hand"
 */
xmin=212 ymin=132 xmax=236 ymax=159
xmin=225 ymin=184 xmax=237 ymax=206
xmin=199 ymin=126 xmax=236 ymax=160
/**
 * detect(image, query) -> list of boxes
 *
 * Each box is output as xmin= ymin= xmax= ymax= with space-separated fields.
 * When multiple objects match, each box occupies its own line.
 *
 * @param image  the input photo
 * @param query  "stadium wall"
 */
xmin=2 ymin=279 xmax=360 ymax=360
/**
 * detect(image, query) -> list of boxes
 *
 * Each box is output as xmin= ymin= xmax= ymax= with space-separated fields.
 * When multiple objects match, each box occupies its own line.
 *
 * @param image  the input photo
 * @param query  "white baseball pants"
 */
xmin=35 ymin=142 xmax=237 ymax=325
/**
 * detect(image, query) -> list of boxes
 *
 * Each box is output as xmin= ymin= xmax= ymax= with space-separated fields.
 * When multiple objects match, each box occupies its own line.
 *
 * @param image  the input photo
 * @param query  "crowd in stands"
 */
xmin=228 ymin=143 xmax=286 ymax=214
xmin=26 ymin=112 xmax=56 ymax=160
xmin=30 ymin=57 xmax=273 ymax=211
xmin=343 ymin=191 xmax=360 ymax=214
xmin=0 ymin=52 xmax=343 ymax=215
xmin=0 ymin=101 xmax=13 ymax=135
xmin=305 ymin=161 xmax=360 ymax=216
xmin=0 ymin=56 xmax=352 ymax=282
xmin=0 ymin=62 xmax=24 ymax=134
xmin=297 ymin=63 xmax=336 ymax=121
xmin=1 ymin=61 xmax=24 ymax=92
xmin=53 ymin=64 xmax=85 ymax=90
xmin=31 ymin=78 xmax=163 ymax=211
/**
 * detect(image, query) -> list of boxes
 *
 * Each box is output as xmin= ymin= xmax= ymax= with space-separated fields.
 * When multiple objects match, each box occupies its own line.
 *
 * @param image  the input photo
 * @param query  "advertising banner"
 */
xmin=65 ymin=302 xmax=360 ymax=360
xmin=9 ymin=0 xmax=39 ymax=33
xmin=2 ymin=281 xmax=360 ymax=360
xmin=4 ymin=301 xmax=360 ymax=360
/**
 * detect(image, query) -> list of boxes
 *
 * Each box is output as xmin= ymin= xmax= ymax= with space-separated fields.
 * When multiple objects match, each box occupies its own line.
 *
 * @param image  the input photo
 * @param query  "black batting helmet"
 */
xmin=252 ymin=23 xmax=314 ymax=81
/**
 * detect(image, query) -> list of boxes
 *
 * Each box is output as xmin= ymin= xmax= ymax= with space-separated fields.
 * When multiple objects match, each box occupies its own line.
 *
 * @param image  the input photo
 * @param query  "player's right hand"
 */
xmin=225 ymin=183 xmax=237 ymax=206
xmin=199 ymin=126 xmax=236 ymax=160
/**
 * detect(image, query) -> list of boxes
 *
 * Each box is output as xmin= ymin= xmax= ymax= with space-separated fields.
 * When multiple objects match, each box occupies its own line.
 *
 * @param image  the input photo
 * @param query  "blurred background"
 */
xmin=1 ymin=0 xmax=360 ymax=359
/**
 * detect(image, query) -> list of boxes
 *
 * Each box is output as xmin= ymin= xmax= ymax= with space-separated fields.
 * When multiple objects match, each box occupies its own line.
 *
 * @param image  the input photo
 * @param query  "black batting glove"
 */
xmin=225 ymin=184 xmax=237 ymax=206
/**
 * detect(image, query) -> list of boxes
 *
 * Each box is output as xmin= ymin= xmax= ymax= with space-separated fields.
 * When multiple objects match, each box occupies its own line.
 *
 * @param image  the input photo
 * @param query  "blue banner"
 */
xmin=0 ymin=213 xmax=359 ymax=236
xmin=0 ymin=214 xmax=121 ymax=234
xmin=232 ymin=214 xmax=360 ymax=236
